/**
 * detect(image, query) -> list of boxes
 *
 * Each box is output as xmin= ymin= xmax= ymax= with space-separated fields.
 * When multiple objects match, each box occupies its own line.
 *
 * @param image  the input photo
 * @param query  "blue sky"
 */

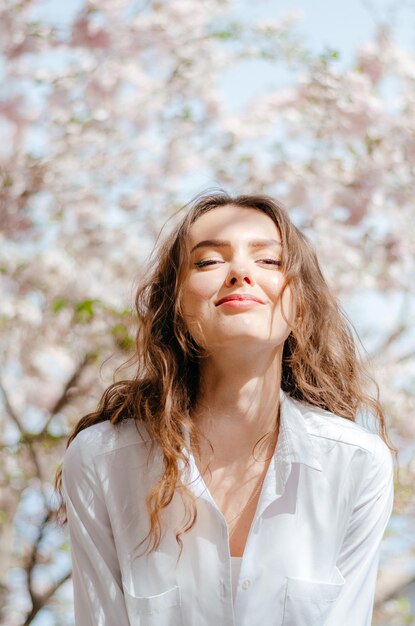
xmin=219 ymin=0 xmax=415 ymax=112
xmin=238 ymin=0 xmax=415 ymax=61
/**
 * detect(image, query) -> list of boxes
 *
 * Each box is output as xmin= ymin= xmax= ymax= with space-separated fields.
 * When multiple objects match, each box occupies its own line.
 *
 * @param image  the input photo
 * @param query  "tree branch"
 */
xmin=369 ymin=322 xmax=408 ymax=360
xmin=0 ymin=380 xmax=43 ymax=481
xmin=0 ymin=379 xmax=25 ymax=434
xmin=38 ymin=352 xmax=95 ymax=437
xmin=375 ymin=572 xmax=415 ymax=608
xmin=22 ymin=570 xmax=72 ymax=626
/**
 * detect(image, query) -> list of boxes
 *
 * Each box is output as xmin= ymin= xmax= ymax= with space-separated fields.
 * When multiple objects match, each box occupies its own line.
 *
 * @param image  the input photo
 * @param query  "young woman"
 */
xmin=56 ymin=191 xmax=395 ymax=626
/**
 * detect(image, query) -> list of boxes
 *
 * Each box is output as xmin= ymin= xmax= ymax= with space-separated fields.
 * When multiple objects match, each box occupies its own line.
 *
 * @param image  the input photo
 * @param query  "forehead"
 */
xmin=187 ymin=205 xmax=280 ymax=244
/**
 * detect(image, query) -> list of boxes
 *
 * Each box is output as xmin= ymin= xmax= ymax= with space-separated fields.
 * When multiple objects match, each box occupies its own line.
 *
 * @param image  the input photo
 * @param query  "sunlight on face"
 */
xmin=181 ymin=205 xmax=294 ymax=353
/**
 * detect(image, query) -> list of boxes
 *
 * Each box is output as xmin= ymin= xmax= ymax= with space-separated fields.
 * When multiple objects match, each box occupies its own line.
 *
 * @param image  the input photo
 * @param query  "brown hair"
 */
xmin=55 ymin=190 xmax=397 ymax=555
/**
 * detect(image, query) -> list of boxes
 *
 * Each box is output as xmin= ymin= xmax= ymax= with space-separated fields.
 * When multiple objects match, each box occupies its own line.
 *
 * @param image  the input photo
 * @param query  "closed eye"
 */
xmin=258 ymin=259 xmax=283 ymax=266
xmin=194 ymin=259 xmax=224 ymax=268
xmin=194 ymin=258 xmax=282 ymax=268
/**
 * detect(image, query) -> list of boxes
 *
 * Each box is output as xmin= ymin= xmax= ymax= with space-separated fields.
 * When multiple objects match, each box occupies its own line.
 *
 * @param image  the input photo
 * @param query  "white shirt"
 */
xmin=62 ymin=389 xmax=394 ymax=626
xmin=231 ymin=557 xmax=242 ymax=602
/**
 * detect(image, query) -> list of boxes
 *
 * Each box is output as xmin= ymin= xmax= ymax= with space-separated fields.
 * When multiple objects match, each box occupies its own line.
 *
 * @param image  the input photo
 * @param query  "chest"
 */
xmin=228 ymin=495 xmax=261 ymax=557
xmin=204 ymin=463 xmax=270 ymax=557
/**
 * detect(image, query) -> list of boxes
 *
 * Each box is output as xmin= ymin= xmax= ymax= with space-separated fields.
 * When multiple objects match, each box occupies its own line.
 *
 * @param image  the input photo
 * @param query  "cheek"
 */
xmin=264 ymin=273 xmax=287 ymax=304
xmin=183 ymin=273 xmax=219 ymax=306
xmin=280 ymin=286 xmax=294 ymax=323
xmin=266 ymin=278 xmax=294 ymax=324
xmin=268 ymin=273 xmax=285 ymax=291
xmin=180 ymin=274 xmax=220 ymax=347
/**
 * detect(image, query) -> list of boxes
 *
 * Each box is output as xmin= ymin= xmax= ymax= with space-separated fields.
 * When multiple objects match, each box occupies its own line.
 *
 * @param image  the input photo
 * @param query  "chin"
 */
xmin=208 ymin=333 xmax=283 ymax=349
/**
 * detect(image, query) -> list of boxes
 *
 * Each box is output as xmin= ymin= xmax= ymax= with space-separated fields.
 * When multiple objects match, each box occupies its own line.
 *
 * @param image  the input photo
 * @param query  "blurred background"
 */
xmin=1 ymin=0 xmax=414 ymax=624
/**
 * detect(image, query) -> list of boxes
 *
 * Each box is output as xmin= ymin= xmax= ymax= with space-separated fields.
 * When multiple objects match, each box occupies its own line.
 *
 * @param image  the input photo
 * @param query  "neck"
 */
xmin=192 ymin=345 xmax=283 ymax=462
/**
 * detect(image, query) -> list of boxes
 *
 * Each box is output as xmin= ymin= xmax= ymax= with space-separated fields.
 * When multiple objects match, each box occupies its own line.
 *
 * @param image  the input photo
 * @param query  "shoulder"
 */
xmin=61 ymin=420 xmax=161 ymax=505
xmin=63 ymin=419 xmax=151 ymax=472
xmin=289 ymin=394 xmax=393 ymax=465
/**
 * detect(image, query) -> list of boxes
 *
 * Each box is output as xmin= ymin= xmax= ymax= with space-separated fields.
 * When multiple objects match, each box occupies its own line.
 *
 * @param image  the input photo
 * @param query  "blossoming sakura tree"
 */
xmin=0 ymin=1 xmax=414 ymax=623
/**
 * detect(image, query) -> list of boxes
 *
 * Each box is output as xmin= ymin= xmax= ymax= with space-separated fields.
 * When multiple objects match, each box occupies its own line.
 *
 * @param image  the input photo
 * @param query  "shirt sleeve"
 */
xmin=62 ymin=429 xmax=130 ymax=626
xmin=326 ymin=434 xmax=395 ymax=626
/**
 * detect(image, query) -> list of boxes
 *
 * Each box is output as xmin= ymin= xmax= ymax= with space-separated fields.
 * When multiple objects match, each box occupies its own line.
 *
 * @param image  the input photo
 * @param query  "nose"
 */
xmin=225 ymin=261 xmax=255 ymax=287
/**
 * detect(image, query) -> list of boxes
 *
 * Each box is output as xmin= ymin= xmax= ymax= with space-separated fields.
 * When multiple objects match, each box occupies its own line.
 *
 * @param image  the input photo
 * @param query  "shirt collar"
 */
xmin=264 ymin=388 xmax=322 ymax=499
xmin=180 ymin=388 xmax=322 ymax=500
xmin=277 ymin=388 xmax=323 ymax=472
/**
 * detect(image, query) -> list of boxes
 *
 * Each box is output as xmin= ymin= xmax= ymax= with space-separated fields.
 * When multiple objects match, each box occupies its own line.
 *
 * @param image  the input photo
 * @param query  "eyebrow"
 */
xmin=190 ymin=238 xmax=282 ymax=253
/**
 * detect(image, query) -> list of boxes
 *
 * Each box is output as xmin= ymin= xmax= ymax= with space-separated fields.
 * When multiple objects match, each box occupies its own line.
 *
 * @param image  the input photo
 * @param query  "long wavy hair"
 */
xmin=55 ymin=190 xmax=397 ymax=555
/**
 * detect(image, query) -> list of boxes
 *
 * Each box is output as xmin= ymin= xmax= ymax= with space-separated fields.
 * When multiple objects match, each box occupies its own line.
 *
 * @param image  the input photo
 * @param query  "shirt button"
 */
xmin=241 ymin=579 xmax=251 ymax=590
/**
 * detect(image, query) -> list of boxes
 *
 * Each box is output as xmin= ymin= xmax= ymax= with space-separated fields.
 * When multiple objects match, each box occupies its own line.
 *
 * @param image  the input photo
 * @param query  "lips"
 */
xmin=215 ymin=294 xmax=266 ymax=307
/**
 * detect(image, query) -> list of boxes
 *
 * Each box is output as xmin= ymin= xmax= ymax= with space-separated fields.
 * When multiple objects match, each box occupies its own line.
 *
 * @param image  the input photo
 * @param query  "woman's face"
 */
xmin=180 ymin=205 xmax=294 ymax=352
